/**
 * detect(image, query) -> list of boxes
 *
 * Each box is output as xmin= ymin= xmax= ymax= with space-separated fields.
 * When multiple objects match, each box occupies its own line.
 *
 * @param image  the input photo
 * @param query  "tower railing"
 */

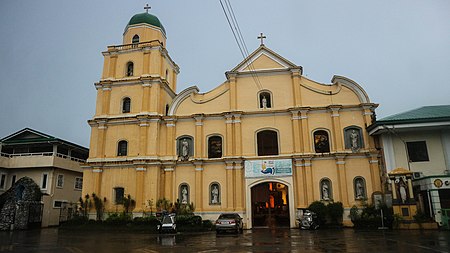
xmin=107 ymin=40 xmax=162 ymax=51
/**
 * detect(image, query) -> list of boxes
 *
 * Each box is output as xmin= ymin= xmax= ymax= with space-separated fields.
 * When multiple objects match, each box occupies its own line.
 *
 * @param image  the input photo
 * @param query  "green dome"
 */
xmin=127 ymin=12 xmax=166 ymax=35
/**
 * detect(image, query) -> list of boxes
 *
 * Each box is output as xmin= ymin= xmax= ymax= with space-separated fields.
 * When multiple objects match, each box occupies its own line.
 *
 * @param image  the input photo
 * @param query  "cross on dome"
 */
xmin=144 ymin=3 xmax=151 ymax=13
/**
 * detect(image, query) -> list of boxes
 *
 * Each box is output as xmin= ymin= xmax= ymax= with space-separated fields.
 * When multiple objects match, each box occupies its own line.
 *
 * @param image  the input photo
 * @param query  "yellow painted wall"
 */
xmin=84 ymin=18 xmax=381 ymax=228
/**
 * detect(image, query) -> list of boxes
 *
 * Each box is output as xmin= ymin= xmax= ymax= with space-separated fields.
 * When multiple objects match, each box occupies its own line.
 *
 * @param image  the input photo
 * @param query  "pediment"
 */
xmin=231 ymin=46 xmax=299 ymax=73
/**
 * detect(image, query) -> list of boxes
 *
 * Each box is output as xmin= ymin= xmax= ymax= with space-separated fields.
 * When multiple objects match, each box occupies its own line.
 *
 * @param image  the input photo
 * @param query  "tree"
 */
xmin=123 ymin=194 xmax=136 ymax=214
xmin=92 ymin=193 xmax=107 ymax=220
xmin=79 ymin=194 xmax=92 ymax=218
xmin=156 ymin=197 xmax=171 ymax=211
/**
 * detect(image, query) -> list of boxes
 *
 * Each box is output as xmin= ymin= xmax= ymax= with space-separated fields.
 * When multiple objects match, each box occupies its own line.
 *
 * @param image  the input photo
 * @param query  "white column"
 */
xmin=441 ymin=131 xmax=450 ymax=173
xmin=381 ymin=134 xmax=396 ymax=173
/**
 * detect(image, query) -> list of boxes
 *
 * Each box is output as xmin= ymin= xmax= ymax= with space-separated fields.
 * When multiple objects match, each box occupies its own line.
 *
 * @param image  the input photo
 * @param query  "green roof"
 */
xmin=378 ymin=105 xmax=450 ymax=123
xmin=126 ymin=12 xmax=166 ymax=35
xmin=0 ymin=128 xmax=88 ymax=152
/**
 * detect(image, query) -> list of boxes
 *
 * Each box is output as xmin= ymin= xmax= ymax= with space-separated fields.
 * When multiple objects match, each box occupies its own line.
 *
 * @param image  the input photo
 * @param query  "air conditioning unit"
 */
xmin=413 ymin=172 xmax=424 ymax=179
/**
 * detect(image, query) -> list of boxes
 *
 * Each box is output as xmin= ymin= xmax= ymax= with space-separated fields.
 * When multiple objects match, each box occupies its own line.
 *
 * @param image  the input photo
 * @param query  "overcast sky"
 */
xmin=1 ymin=0 xmax=449 ymax=148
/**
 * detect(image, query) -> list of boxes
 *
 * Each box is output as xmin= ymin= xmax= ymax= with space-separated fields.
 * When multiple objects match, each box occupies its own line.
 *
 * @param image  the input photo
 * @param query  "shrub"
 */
xmin=133 ymin=216 xmax=159 ymax=226
xmin=414 ymin=210 xmax=431 ymax=224
xmin=104 ymin=212 xmax=132 ymax=225
xmin=64 ymin=215 xmax=89 ymax=226
xmin=350 ymin=203 xmax=394 ymax=229
xmin=327 ymin=202 xmax=344 ymax=225
xmin=308 ymin=201 xmax=327 ymax=226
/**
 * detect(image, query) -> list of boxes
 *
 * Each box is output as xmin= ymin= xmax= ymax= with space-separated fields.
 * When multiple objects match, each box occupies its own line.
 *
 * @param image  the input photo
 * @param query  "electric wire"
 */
xmin=224 ymin=0 xmax=264 ymax=91
xmin=219 ymin=0 xmax=264 ymax=91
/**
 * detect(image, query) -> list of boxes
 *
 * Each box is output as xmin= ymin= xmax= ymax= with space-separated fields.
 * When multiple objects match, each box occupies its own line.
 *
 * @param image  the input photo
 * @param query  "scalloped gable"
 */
xmin=231 ymin=45 xmax=300 ymax=73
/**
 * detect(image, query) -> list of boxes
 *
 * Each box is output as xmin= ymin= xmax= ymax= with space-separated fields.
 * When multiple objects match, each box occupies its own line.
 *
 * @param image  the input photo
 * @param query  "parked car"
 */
xmin=298 ymin=210 xmax=319 ymax=230
xmin=215 ymin=213 xmax=243 ymax=234
xmin=157 ymin=213 xmax=177 ymax=233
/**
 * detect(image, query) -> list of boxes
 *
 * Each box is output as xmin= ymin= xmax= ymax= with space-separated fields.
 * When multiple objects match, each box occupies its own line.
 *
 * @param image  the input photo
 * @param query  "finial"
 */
xmin=257 ymin=32 xmax=266 ymax=46
xmin=144 ymin=3 xmax=151 ymax=13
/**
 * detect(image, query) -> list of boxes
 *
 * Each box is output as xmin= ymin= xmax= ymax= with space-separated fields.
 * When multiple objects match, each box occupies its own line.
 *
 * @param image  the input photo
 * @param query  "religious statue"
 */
xmin=399 ymin=179 xmax=407 ymax=204
xmin=181 ymin=186 xmax=188 ymax=204
xmin=127 ymin=63 xmax=133 ymax=76
xmin=356 ymin=179 xmax=364 ymax=199
xmin=211 ymin=185 xmax=219 ymax=204
xmin=350 ymin=130 xmax=359 ymax=151
xmin=322 ymin=182 xmax=329 ymax=200
xmin=262 ymin=96 xmax=267 ymax=109
xmin=181 ymin=139 xmax=189 ymax=161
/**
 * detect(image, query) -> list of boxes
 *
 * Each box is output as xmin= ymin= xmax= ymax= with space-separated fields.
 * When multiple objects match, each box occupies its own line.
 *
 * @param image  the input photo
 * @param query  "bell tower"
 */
xmin=88 ymin=6 xmax=179 ymax=162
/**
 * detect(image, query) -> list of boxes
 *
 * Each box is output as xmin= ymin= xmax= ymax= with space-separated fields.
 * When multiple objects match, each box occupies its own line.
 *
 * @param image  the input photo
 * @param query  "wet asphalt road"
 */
xmin=0 ymin=228 xmax=449 ymax=253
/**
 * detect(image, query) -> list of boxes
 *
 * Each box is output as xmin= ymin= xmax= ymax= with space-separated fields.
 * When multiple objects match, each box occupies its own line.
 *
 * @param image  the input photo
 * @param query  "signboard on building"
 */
xmin=244 ymin=159 xmax=292 ymax=178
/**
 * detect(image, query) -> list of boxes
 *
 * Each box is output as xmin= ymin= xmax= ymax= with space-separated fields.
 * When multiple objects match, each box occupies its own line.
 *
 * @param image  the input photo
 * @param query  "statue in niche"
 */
xmin=211 ymin=185 xmax=219 ymax=204
xmin=181 ymin=186 xmax=188 ymax=204
xmin=322 ymin=182 xmax=330 ymax=200
xmin=180 ymin=138 xmax=190 ymax=161
xmin=127 ymin=63 xmax=133 ymax=76
xmin=355 ymin=179 xmax=364 ymax=199
xmin=262 ymin=96 xmax=267 ymax=109
xmin=350 ymin=129 xmax=359 ymax=152
xmin=397 ymin=177 xmax=408 ymax=204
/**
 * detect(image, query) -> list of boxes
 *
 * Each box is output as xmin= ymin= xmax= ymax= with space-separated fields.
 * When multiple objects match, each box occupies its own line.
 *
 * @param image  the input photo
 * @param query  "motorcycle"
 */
xmin=298 ymin=210 xmax=319 ymax=230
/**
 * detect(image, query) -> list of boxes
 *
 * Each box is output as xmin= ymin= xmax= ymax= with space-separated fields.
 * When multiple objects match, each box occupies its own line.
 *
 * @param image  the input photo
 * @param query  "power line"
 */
xmin=219 ymin=0 xmax=264 ymax=91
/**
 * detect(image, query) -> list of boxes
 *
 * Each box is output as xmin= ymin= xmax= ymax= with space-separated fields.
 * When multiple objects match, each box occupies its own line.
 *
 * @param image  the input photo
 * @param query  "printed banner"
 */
xmin=244 ymin=159 xmax=292 ymax=178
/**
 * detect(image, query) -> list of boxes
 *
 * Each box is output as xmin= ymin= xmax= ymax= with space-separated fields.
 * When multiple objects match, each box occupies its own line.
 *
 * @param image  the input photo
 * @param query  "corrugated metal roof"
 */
xmin=378 ymin=105 xmax=450 ymax=122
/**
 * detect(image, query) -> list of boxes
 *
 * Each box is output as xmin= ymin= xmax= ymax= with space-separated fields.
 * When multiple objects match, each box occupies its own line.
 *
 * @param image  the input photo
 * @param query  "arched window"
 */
xmin=259 ymin=91 xmax=272 ymax=109
xmin=257 ymin=130 xmax=279 ymax=156
xmin=122 ymin=97 xmax=131 ymax=113
xmin=208 ymin=136 xmax=222 ymax=158
xmin=126 ymin=62 xmax=134 ymax=77
xmin=117 ymin=140 xmax=128 ymax=156
xmin=179 ymin=183 xmax=189 ymax=204
xmin=177 ymin=136 xmax=194 ymax=161
xmin=165 ymin=69 xmax=169 ymax=80
xmin=320 ymin=178 xmax=332 ymax=200
xmin=132 ymin=34 xmax=139 ymax=44
xmin=344 ymin=126 xmax=364 ymax=152
xmin=354 ymin=177 xmax=367 ymax=200
xmin=210 ymin=182 xmax=221 ymax=205
xmin=314 ymin=130 xmax=330 ymax=153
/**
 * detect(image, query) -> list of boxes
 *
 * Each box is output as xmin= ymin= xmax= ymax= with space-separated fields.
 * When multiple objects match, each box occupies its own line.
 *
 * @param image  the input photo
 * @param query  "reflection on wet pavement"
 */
xmin=0 ymin=228 xmax=449 ymax=253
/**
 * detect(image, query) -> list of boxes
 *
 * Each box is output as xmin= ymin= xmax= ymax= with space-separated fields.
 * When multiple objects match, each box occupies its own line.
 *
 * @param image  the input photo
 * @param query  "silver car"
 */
xmin=215 ymin=213 xmax=243 ymax=234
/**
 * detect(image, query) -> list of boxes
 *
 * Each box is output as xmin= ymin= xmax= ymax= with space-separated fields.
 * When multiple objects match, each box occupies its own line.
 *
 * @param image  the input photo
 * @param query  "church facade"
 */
xmin=82 ymin=11 xmax=381 ymax=228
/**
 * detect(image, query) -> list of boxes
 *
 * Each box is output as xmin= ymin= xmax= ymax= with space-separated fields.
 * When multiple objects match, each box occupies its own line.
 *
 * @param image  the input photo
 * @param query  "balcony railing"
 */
xmin=0 ymin=152 xmax=86 ymax=163
xmin=107 ymin=40 xmax=162 ymax=51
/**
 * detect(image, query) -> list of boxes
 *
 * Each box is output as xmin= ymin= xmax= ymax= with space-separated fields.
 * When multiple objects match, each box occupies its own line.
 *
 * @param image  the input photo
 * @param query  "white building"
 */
xmin=368 ymin=105 xmax=450 ymax=228
xmin=0 ymin=128 xmax=89 ymax=227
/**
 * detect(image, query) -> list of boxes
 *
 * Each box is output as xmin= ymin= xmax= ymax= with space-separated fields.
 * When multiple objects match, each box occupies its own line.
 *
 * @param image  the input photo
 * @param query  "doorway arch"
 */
xmin=246 ymin=178 xmax=296 ymax=228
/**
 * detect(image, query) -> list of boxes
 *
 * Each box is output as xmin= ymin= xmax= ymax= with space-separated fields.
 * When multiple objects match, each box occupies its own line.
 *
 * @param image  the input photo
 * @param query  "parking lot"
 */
xmin=1 ymin=228 xmax=449 ymax=253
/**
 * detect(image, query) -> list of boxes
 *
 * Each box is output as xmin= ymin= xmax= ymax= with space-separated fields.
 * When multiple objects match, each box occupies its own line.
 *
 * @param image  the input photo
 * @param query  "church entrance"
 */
xmin=251 ymin=182 xmax=290 ymax=227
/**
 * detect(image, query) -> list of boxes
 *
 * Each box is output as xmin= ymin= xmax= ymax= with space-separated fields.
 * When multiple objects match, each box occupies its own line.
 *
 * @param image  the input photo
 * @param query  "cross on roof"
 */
xmin=257 ymin=33 xmax=266 ymax=46
xmin=144 ymin=3 xmax=151 ymax=13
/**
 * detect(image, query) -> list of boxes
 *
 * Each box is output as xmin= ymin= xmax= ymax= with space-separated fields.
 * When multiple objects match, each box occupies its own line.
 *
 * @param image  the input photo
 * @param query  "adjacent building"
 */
xmin=368 ymin=105 xmax=450 ymax=228
xmin=0 ymin=128 xmax=89 ymax=227
xmin=83 ymin=10 xmax=382 ymax=228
